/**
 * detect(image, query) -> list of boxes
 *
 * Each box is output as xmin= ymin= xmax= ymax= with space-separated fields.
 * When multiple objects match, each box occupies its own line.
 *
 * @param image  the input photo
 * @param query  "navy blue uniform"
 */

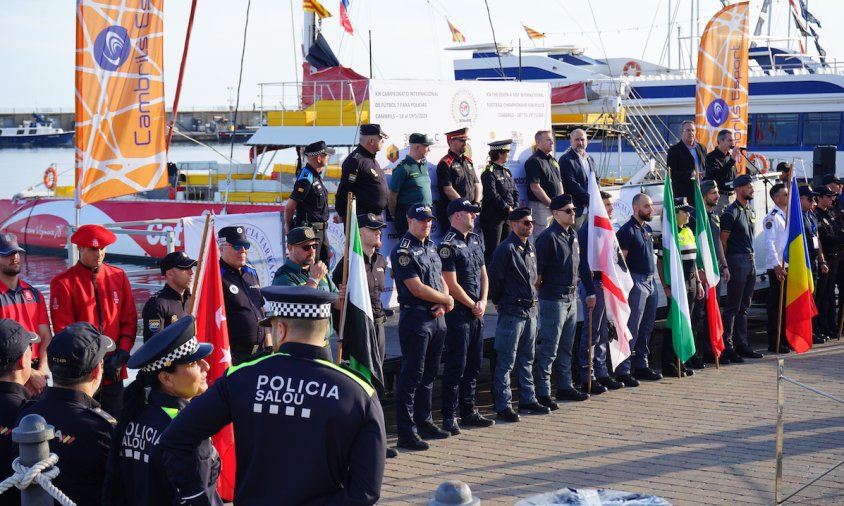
xmin=107 ymin=391 xmax=222 ymax=506
xmin=390 ymin=233 xmax=446 ymax=439
xmin=220 ymin=260 xmax=265 ymax=364
xmin=535 ymin=221 xmax=579 ymax=298
xmin=336 ymin=145 xmax=388 ymax=218
xmin=616 ymin=217 xmax=655 ymax=275
xmin=291 ymin=164 xmax=331 ymax=263
xmin=438 ymin=227 xmax=485 ymax=422
xmin=18 ymin=387 xmax=116 ymax=506
xmin=159 ymin=343 xmax=385 ymax=506
xmin=480 ymin=162 xmax=519 ymax=263
xmin=488 ymin=233 xmax=538 ymax=317
xmin=0 ymin=381 xmax=29 ymax=506
xmin=141 ymin=284 xmax=190 ymax=342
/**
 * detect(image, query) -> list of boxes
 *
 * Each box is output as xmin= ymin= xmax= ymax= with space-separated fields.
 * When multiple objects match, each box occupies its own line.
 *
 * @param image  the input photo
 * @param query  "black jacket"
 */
xmin=666 ymin=140 xmax=707 ymax=201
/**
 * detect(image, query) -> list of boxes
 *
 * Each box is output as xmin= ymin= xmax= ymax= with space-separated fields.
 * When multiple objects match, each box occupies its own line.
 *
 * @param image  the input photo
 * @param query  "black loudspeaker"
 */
xmin=813 ymin=145 xmax=837 ymax=188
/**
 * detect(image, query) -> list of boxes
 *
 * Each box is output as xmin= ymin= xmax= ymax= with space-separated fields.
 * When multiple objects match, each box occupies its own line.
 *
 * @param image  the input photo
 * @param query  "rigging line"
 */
xmin=642 ymin=0 xmax=664 ymax=61
xmin=482 ymin=0 xmax=505 ymax=78
xmin=225 ymin=0 xmax=252 ymax=208
xmin=289 ymin=0 xmax=299 ymax=94
xmin=586 ymin=0 xmax=614 ymax=79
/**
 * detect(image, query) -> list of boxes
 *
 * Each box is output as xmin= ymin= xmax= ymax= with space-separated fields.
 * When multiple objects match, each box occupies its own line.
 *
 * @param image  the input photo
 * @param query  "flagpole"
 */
xmin=775 ymin=176 xmax=792 ymax=353
xmin=336 ymin=192 xmax=355 ymax=365
xmin=587 ymin=307 xmax=593 ymax=394
xmin=188 ymin=214 xmax=213 ymax=315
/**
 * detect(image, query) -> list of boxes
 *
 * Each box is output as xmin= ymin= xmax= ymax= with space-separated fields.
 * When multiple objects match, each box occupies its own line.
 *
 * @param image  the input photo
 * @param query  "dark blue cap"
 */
xmin=508 ymin=207 xmax=533 ymax=221
xmin=127 ymin=316 xmax=212 ymax=372
xmin=159 ymin=251 xmax=197 ymax=275
xmin=259 ymin=285 xmax=339 ymax=326
xmin=358 ymin=213 xmax=386 ymax=229
xmin=409 ymin=133 xmax=434 ymax=145
xmin=304 ymin=140 xmax=335 ymax=156
xmin=0 ymin=233 xmax=25 ymax=256
xmin=732 ymin=174 xmax=753 ymax=188
xmin=406 ymin=204 xmax=436 ymax=221
xmin=799 ymin=185 xmax=819 ymax=198
xmin=447 ymin=198 xmax=481 ymax=217
xmin=821 ymin=174 xmax=843 ymax=185
xmin=0 ymin=319 xmax=39 ymax=365
xmin=287 ymin=226 xmax=317 ymax=246
xmin=549 ymin=194 xmax=574 ymax=210
xmin=218 ymin=225 xmax=250 ymax=247
xmin=360 ymin=124 xmax=388 ymax=138
xmin=817 ymin=187 xmax=837 ymax=197
xmin=48 ymin=322 xmax=115 ymax=380
xmin=673 ymin=197 xmax=694 ymax=213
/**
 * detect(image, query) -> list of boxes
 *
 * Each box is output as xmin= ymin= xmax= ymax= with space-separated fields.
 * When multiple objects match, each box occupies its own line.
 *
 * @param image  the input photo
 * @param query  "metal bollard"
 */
xmin=12 ymin=414 xmax=55 ymax=506
xmin=428 ymin=480 xmax=480 ymax=506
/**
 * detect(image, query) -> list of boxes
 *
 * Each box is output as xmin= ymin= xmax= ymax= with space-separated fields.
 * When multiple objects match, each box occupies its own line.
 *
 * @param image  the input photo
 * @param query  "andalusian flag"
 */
xmin=303 ymin=0 xmax=332 ymax=18
xmin=693 ymin=180 xmax=725 ymax=358
xmin=339 ymin=201 xmax=384 ymax=391
xmin=662 ymin=175 xmax=696 ymax=361
xmin=523 ymin=24 xmax=545 ymax=40
xmin=448 ymin=19 xmax=466 ymax=43
xmin=783 ymin=176 xmax=817 ymax=352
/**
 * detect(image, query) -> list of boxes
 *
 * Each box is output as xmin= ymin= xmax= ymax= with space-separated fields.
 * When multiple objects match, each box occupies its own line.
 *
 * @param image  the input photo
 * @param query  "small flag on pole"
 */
xmin=522 ymin=24 xmax=545 ymax=40
xmin=339 ymin=0 xmax=353 ymax=34
xmin=304 ymin=0 xmax=332 ymax=18
xmin=448 ymin=19 xmax=466 ymax=43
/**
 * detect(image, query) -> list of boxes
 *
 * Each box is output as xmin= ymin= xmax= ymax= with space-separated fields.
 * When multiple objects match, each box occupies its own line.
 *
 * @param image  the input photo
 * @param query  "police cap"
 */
xmin=0 ymin=319 xmax=39 ymax=366
xmin=287 ymin=226 xmax=317 ymax=246
xmin=0 ymin=233 xmax=25 ymax=256
xmin=159 ymin=251 xmax=197 ymax=275
xmin=304 ymin=140 xmax=336 ymax=157
xmin=447 ymin=198 xmax=481 ymax=217
xmin=822 ymin=174 xmax=843 ymax=185
xmin=816 ymin=187 xmax=837 ymax=197
xmin=508 ymin=207 xmax=533 ymax=222
xmin=358 ymin=213 xmax=387 ymax=229
xmin=445 ymin=127 xmax=469 ymax=141
xmin=48 ymin=322 xmax=115 ymax=380
xmin=409 ymin=133 xmax=434 ymax=146
xmin=360 ymin=124 xmax=388 ymax=138
xmin=127 ymin=316 xmax=213 ymax=373
xmin=258 ymin=285 xmax=338 ymax=327
xmin=700 ymin=179 xmax=717 ymax=194
xmin=732 ymin=174 xmax=754 ymax=188
xmin=218 ymin=226 xmax=250 ymax=247
xmin=673 ymin=197 xmax=694 ymax=214
xmin=71 ymin=224 xmax=117 ymax=249
xmin=406 ymin=204 xmax=436 ymax=221
xmin=799 ymin=185 xmax=819 ymax=198
xmin=549 ymin=194 xmax=574 ymax=210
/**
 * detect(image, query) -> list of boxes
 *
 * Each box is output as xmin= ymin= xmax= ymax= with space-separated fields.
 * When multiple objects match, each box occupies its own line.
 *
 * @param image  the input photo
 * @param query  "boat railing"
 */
xmin=65 ymin=220 xmax=180 ymax=266
xmin=258 ymin=79 xmax=370 ymax=127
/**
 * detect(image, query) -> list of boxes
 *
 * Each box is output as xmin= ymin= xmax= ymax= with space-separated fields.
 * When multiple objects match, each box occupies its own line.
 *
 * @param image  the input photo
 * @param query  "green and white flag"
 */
xmin=662 ymin=175 xmax=696 ymax=362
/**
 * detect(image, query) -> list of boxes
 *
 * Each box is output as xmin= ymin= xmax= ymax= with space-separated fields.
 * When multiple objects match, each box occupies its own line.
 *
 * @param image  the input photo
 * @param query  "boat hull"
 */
xmin=0 ymin=131 xmax=74 ymax=148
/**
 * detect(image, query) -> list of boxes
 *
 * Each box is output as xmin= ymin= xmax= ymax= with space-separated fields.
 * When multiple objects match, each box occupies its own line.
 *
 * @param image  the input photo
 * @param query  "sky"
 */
xmin=1 ymin=0 xmax=842 ymax=111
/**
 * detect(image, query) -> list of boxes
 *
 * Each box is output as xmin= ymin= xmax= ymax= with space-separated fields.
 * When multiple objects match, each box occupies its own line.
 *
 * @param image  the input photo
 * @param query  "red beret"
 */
xmin=71 ymin=224 xmax=116 ymax=248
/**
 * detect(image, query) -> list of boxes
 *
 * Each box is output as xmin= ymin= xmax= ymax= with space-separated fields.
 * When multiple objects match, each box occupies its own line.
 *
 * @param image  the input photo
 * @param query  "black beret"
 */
xmin=549 ymin=194 xmax=573 ymax=210
xmin=127 ymin=316 xmax=213 ymax=372
xmin=732 ymin=174 xmax=753 ymax=188
xmin=508 ymin=207 xmax=533 ymax=221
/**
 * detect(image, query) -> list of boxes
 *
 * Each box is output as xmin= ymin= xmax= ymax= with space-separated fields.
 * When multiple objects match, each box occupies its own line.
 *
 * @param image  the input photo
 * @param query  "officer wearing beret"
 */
xmin=286 ymin=140 xmax=334 ymax=264
xmin=105 ymin=316 xmax=221 ymax=506
xmin=18 ymin=322 xmax=117 ymax=506
xmin=389 ymin=133 xmax=434 ymax=236
xmin=480 ymin=139 xmax=519 ymax=264
xmin=488 ymin=207 xmax=550 ymax=422
xmin=336 ymin=124 xmax=389 ymax=219
xmin=160 ymin=286 xmax=386 ymax=506
xmin=438 ymin=199 xmax=494 ymax=435
xmin=142 ymin=251 xmax=197 ymax=342
xmin=391 ymin=205 xmax=454 ymax=450
xmin=436 ymin=128 xmax=481 ymax=225
xmin=814 ymin=187 xmax=843 ymax=341
xmin=762 ymin=183 xmax=791 ymax=353
xmin=526 ymin=130 xmax=563 ymax=239
xmin=50 ymin=223 xmax=137 ymax=417
xmin=218 ymin=226 xmax=269 ymax=365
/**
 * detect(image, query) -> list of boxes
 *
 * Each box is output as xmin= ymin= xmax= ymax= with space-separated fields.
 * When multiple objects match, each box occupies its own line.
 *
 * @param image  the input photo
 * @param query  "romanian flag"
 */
xmin=783 ymin=176 xmax=817 ymax=353
xmin=304 ymin=0 xmax=332 ymax=18
xmin=448 ymin=20 xmax=466 ymax=43
xmin=523 ymin=24 xmax=545 ymax=40
xmin=339 ymin=0 xmax=354 ymax=34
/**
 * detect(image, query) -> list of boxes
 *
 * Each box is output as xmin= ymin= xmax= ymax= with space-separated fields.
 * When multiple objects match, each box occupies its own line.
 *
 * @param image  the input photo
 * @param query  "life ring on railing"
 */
xmin=747 ymin=153 xmax=769 ymax=173
xmin=622 ymin=60 xmax=641 ymax=77
xmin=43 ymin=166 xmax=58 ymax=191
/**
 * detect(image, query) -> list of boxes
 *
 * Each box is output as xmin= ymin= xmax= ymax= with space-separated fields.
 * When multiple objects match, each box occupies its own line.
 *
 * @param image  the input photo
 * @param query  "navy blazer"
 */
xmin=558 ymin=148 xmax=592 ymax=214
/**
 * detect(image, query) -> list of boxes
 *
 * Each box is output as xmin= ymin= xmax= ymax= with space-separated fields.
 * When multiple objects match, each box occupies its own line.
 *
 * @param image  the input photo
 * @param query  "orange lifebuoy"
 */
xmin=43 ymin=166 xmax=58 ymax=191
xmin=747 ymin=153 xmax=769 ymax=173
xmin=622 ymin=60 xmax=641 ymax=77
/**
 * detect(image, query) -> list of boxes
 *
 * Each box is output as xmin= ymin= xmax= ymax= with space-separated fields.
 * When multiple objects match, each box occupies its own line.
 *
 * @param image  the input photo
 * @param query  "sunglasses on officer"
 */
xmin=227 ymin=243 xmax=250 ymax=251
xmin=297 ymin=243 xmax=318 ymax=251
xmin=518 ymin=219 xmax=535 ymax=226
xmin=556 ymin=207 xmax=575 ymax=215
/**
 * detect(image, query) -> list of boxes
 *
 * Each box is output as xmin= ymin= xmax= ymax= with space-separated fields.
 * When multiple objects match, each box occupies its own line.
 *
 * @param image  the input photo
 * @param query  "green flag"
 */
xmin=662 ymin=175 xmax=696 ymax=362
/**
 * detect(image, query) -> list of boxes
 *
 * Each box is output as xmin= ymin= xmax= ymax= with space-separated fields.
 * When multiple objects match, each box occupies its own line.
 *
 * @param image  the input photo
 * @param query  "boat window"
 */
xmin=29 ymin=129 xmax=37 ymax=135
xmin=17 ymin=130 xmax=24 ymax=135
xmin=802 ymin=112 xmax=841 ymax=146
xmin=752 ymin=113 xmax=799 ymax=146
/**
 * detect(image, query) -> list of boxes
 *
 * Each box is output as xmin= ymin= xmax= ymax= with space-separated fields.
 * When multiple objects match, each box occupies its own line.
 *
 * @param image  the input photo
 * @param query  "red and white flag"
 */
xmin=192 ymin=222 xmax=236 ymax=500
xmin=586 ymin=173 xmax=634 ymax=369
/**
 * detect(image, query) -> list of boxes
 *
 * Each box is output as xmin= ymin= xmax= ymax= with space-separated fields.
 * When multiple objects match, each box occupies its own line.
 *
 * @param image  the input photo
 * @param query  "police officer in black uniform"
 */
xmin=142 ymin=251 xmax=197 ymax=342
xmin=336 ymin=124 xmax=389 ymax=219
xmin=480 ymin=139 xmax=519 ymax=264
xmin=286 ymin=140 xmax=334 ymax=264
xmin=391 ymin=205 xmax=454 ymax=450
xmin=104 ymin=316 xmax=221 ymax=506
xmin=438 ymin=199 xmax=494 ymax=436
xmin=159 ymin=286 xmax=386 ymax=506
xmin=436 ymin=127 xmax=481 ymax=224
xmin=18 ymin=322 xmax=117 ymax=506
xmin=218 ymin=226 xmax=268 ymax=365
xmin=814 ymin=188 xmax=841 ymax=340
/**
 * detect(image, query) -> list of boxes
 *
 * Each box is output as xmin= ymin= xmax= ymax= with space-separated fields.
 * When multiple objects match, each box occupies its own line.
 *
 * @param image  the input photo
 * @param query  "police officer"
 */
xmin=391 ymin=205 xmax=454 ymax=450
xmin=763 ymin=183 xmax=790 ymax=353
xmin=526 ymin=130 xmax=563 ymax=238
xmin=814 ymin=187 xmax=843 ymax=340
xmin=286 ymin=140 xmax=335 ymax=264
xmin=142 ymin=251 xmax=197 ymax=342
xmin=438 ymin=199 xmax=494 ymax=435
xmin=389 ymin=133 xmax=434 ymax=235
xmin=159 ymin=286 xmax=386 ymax=506
xmin=104 ymin=316 xmax=221 ymax=506
xmin=488 ymin=208 xmax=550 ymax=422
xmin=336 ymin=124 xmax=389 ymax=219
xmin=535 ymin=194 xmax=587 ymax=409
xmin=18 ymin=322 xmax=117 ymax=506
xmin=218 ymin=226 xmax=269 ymax=365
xmin=615 ymin=193 xmax=662 ymax=385
xmin=436 ymin=127 xmax=481 ymax=225
xmin=480 ymin=139 xmax=519 ymax=264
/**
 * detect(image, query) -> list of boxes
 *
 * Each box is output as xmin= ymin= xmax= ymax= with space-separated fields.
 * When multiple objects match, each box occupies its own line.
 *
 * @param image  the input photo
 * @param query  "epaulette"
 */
xmin=297 ymin=167 xmax=314 ymax=182
xmin=90 ymin=407 xmax=117 ymax=426
xmin=441 ymin=232 xmax=456 ymax=245
xmin=440 ymin=153 xmax=455 ymax=166
xmin=399 ymin=238 xmax=411 ymax=249
xmin=464 ymin=156 xmax=473 ymax=165
xmin=243 ymin=264 xmax=258 ymax=276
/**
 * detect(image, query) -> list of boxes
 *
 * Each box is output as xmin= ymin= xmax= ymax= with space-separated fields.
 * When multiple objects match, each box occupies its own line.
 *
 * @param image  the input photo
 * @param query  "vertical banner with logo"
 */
xmin=76 ymin=0 xmax=168 ymax=206
xmin=695 ymin=2 xmax=750 ymax=174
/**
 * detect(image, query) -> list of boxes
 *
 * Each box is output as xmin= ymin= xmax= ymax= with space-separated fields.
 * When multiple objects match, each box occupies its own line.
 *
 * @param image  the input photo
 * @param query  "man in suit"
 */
xmin=666 ymin=120 xmax=707 ymax=202
xmin=558 ymin=128 xmax=593 ymax=230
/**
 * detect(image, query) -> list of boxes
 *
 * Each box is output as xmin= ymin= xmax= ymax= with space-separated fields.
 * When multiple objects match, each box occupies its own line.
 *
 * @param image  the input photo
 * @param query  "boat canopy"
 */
xmin=246 ymin=126 xmax=361 ymax=147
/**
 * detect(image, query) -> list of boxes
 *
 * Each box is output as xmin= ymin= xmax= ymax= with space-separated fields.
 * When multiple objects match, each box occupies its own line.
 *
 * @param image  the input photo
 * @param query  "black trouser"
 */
xmin=767 ymin=268 xmax=788 ymax=350
xmin=441 ymin=307 xmax=484 ymax=421
xmin=815 ymin=252 xmax=839 ymax=336
xmin=480 ymin=216 xmax=509 ymax=265
xmin=95 ymin=381 xmax=124 ymax=418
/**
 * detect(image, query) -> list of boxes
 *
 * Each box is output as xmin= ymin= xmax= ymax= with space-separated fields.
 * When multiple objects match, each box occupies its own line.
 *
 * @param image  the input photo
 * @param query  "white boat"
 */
xmin=0 ymin=114 xmax=74 ymax=148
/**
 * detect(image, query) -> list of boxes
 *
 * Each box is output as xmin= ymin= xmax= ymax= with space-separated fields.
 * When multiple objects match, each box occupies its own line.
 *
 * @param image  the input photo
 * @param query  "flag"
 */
xmin=586 ymin=171 xmax=634 ymax=370
xmin=662 ymin=174 xmax=696 ymax=362
xmin=783 ymin=176 xmax=817 ymax=353
xmin=192 ymin=221 xmax=236 ymax=500
xmin=522 ymin=24 xmax=545 ymax=40
xmin=447 ymin=19 xmax=466 ymax=43
xmin=304 ymin=0 xmax=332 ymax=18
xmin=339 ymin=202 xmax=384 ymax=392
xmin=339 ymin=0 xmax=353 ymax=34
xmin=692 ymin=180 xmax=725 ymax=358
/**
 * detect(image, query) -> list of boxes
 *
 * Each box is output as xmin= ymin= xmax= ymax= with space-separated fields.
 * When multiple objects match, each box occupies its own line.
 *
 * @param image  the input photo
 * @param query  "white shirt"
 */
xmin=763 ymin=204 xmax=788 ymax=269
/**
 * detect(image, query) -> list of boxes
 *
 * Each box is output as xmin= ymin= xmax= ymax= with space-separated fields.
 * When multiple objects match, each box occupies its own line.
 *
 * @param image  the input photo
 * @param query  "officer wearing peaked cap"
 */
xmin=286 ymin=140 xmax=335 ymax=264
xmin=142 ymin=251 xmax=197 ymax=342
xmin=336 ymin=124 xmax=389 ymax=219
xmin=762 ymin=183 xmax=790 ymax=353
xmin=160 ymin=286 xmax=386 ymax=506
xmin=104 ymin=316 xmax=222 ymax=506
xmin=481 ymin=139 xmax=519 ymax=264
xmin=437 ymin=127 xmax=481 ymax=225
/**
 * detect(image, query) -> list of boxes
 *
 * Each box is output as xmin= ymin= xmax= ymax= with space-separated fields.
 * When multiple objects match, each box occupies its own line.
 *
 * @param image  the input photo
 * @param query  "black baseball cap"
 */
xmin=0 ymin=233 xmax=25 ymax=256
xmin=447 ymin=198 xmax=481 ymax=217
xmin=406 ymin=204 xmax=436 ymax=221
xmin=358 ymin=213 xmax=386 ymax=229
xmin=816 ymin=187 xmax=837 ymax=197
xmin=409 ymin=133 xmax=434 ymax=146
xmin=47 ymin=322 xmax=115 ymax=380
xmin=0 ymin=319 xmax=39 ymax=366
xmin=799 ymin=185 xmax=819 ymax=198
xmin=218 ymin=226 xmax=250 ymax=247
xmin=360 ymin=124 xmax=388 ymax=138
xmin=159 ymin=251 xmax=197 ymax=275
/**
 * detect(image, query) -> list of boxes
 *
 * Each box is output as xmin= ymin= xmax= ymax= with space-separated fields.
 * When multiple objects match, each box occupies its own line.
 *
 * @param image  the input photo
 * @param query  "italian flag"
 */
xmin=662 ymin=175 xmax=696 ymax=362
xmin=692 ymin=180 xmax=725 ymax=358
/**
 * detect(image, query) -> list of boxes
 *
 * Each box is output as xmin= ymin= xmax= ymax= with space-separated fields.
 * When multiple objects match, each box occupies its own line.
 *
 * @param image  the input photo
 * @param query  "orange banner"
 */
xmin=695 ymin=2 xmax=750 ymax=174
xmin=75 ymin=0 xmax=167 ymax=206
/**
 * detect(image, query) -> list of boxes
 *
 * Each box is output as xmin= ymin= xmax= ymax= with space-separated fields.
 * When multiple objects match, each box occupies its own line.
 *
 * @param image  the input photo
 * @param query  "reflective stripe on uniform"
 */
xmin=161 ymin=406 xmax=180 ymax=419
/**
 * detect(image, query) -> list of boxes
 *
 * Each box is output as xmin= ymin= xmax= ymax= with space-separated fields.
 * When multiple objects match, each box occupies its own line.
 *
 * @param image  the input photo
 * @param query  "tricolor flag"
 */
xmin=192 ymin=220 xmax=236 ymax=500
xmin=693 ymin=180 xmax=725 ymax=358
xmin=522 ymin=24 xmax=545 ymax=40
xmin=339 ymin=0 xmax=353 ymax=34
xmin=339 ymin=201 xmax=384 ymax=391
xmin=448 ymin=19 xmax=466 ymax=43
xmin=304 ymin=0 xmax=332 ymax=18
xmin=783 ymin=176 xmax=817 ymax=353
xmin=662 ymin=174 xmax=696 ymax=362
xmin=586 ymin=171 xmax=634 ymax=369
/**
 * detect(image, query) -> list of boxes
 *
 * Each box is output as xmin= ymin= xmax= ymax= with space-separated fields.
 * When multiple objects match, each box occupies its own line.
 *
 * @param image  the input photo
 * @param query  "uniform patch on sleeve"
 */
xmin=398 ymin=254 xmax=411 ymax=267
xmin=148 ymin=319 xmax=161 ymax=332
xmin=765 ymin=221 xmax=773 ymax=229
xmin=439 ymin=246 xmax=451 ymax=258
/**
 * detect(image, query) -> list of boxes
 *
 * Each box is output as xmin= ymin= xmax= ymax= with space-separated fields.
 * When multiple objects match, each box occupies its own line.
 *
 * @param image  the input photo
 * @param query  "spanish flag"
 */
xmin=523 ymin=24 xmax=545 ymax=40
xmin=303 ymin=0 xmax=332 ymax=18
xmin=783 ymin=176 xmax=817 ymax=353
xmin=448 ymin=20 xmax=466 ymax=43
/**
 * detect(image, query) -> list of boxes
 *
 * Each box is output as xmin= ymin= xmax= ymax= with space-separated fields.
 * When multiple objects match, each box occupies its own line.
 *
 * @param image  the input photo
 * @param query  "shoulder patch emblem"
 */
xmin=229 ymin=285 xmax=240 ymax=295
xmin=148 ymin=319 xmax=161 ymax=332
xmin=765 ymin=221 xmax=773 ymax=229
xmin=398 ymin=254 xmax=411 ymax=267
xmin=439 ymin=246 xmax=451 ymax=258
xmin=170 ymin=315 xmax=178 ymax=324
